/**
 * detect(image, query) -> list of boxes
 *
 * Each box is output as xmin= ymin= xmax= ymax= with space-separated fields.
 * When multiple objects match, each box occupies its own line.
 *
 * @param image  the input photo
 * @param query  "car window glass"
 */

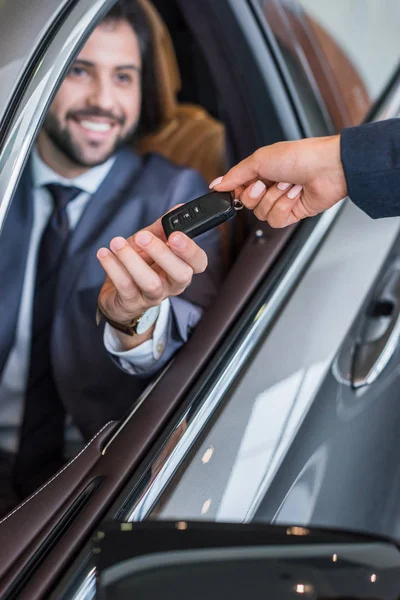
xmin=148 ymin=201 xmax=400 ymax=539
xmin=0 ymin=0 xmax=229 ymax=520
xmin=255 ymin=0 xmax=400 ymax=131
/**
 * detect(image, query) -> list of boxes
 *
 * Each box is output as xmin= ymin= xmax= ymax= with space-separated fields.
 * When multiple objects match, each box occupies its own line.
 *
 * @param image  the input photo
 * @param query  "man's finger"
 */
xmin=108 ymin=236 xmax=165 ymax=302
xmin=135 ymin=230 xmax=196 ymax=292
xmin=96 ymin=246 xmax=142 ymax=305
xmin=126 ymin=217 xmax=166 ymax=252
xmin=134 ymin=226 xmax=207 ymax=276
xmin=125 ymin=238 xmax=153 ymax=265
xmin=167 ymin=231 xmax=208 ymax=274
xmin=127 ymin=203 xmax=186 ymax=254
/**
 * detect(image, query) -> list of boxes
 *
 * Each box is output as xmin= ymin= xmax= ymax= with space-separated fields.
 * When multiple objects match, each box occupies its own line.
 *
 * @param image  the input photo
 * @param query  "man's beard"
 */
xmin=42 ymin=109 xmax=138 ymax=168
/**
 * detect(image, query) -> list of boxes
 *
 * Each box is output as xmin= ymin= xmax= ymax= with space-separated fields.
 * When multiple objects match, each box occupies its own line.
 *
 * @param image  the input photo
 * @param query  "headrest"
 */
xmin=138 ymin=0 xmax=181 ymax=123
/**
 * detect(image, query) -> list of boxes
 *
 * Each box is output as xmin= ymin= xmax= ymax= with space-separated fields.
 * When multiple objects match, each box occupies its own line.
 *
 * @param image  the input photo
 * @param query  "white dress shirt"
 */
xmin=0 ymin=148 xmax=170 ymax=453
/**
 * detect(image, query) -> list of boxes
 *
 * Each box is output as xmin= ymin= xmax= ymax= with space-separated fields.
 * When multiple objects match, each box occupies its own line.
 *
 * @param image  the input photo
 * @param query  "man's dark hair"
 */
xmin=103 ymin=0 xmax=163 ymax=137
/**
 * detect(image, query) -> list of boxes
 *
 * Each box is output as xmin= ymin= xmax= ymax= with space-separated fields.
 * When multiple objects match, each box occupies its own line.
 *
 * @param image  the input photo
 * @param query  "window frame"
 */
xmin=0 ymin=0 xmax=116 ymax=236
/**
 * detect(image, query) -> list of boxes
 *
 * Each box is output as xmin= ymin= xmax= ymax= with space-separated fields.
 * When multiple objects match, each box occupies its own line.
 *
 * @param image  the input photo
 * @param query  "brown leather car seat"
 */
xmin=135 ymin=0 xmax=235 ymax=267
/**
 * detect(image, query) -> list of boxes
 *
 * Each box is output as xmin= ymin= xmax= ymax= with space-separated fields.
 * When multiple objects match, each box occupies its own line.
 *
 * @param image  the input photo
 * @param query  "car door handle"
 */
xmin=351 ymin=265 xmax=400 ymax=388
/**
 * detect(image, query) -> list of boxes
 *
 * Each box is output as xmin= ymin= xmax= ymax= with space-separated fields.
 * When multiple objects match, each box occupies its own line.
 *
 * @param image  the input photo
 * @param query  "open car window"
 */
xmin=0 ymin=0 xmax=239 ymax=521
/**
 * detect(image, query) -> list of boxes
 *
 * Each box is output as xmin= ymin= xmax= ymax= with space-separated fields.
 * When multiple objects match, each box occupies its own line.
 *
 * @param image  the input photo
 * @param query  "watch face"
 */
xmin=136 ymin=305 xmax=161 ymax=335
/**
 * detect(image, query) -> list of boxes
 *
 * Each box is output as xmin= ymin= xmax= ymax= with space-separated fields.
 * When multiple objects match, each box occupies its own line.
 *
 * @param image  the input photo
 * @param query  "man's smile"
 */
xmin=79 ymin=120 xmax=112 ymax=132
xmin=69 ymin=115 xmax=121 ymax=142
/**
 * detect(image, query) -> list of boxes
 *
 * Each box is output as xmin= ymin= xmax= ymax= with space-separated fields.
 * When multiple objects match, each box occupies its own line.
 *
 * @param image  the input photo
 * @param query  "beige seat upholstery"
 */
xmin=138 ymin=103 xmax=227 ymax=185
xmin=136 ymin=0 xmax=235 ymax=267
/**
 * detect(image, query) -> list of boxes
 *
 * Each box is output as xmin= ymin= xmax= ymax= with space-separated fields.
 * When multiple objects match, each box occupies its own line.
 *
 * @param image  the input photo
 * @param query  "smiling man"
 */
xmin=39 ymin=17 xmax=143 ymax=173
xmin=0 ymin=0 xmax=222 ymax=512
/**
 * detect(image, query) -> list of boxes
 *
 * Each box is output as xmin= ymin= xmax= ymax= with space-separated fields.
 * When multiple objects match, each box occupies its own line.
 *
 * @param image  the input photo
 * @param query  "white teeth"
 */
xmin=79 ymin=120 xmax=112 ymax=132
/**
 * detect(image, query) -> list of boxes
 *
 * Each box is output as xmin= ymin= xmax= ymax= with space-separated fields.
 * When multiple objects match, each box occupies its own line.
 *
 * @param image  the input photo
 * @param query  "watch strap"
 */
xmin=96 ymin=306 xmax=141 ymax=336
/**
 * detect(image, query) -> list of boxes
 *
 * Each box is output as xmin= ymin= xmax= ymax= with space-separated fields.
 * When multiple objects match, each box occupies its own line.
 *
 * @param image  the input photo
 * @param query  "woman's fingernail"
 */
xmin=97 ymin=248 xmax=109 ymax=259
xmin=287 ymin=184 xmax=303 ymax=199
xmin=136 ymin=231 xmax=152 ymax=246
xmin=277 ymin=182 xmax=291 ymax=191
xmin=111 ymin=237 xmax=126 ymax=251
xmin=250 ymin=180 xmax=266 ymax=198
xmin=209 ymin=176 xmax=223 ymax=189
xmin=171 ymin=233 xmax=187 ymax=249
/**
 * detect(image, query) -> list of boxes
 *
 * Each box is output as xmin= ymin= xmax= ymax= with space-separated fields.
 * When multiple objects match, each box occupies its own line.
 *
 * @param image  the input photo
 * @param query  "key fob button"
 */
xmin=182 ymin=210 xmax=191 ymax=221
xmin=171 ymin=216 xmax=181 ymax=228
xmin=192 ymin=205 xmax=201 ymax=215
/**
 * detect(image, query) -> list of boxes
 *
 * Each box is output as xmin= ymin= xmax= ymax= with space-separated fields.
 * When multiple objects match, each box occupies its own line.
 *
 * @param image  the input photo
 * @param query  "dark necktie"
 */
xmin=14 ymin=184 xmax=82 ymax=499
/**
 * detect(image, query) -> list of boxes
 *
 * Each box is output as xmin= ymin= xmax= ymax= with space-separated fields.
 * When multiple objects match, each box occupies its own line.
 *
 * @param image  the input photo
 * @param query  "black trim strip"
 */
xmin=4 ymin=478 xmax=104 ymax=600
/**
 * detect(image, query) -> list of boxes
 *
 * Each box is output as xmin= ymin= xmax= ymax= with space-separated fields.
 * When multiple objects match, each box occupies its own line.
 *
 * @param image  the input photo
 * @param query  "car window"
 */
xmin=0 ymin=0 xmax=71 ymax=130
xmin=0 ymin=0 xmax=231 ymax=521
xmin=147 ymin=199 xmax=400 ymax=538
xmin=254 ymin=0 xmax=400 ymax=131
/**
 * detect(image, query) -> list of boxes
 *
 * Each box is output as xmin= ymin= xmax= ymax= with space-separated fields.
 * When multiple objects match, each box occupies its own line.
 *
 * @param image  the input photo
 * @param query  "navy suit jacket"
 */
xmin=0 ymin=148 xmax=223 ymax=439
xmin=341 ymin=118 xmax=400 ymax=218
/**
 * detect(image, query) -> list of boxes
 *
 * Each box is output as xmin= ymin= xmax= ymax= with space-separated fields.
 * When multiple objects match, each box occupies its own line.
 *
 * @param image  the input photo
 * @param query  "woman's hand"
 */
xmin=210 ymin=135 xmax=348 ymax=228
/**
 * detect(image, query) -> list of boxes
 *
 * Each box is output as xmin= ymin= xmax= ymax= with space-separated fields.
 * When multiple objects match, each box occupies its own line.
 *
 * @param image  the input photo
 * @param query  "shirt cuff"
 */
xmin=103 ymin=299 xmax=170 ymax=374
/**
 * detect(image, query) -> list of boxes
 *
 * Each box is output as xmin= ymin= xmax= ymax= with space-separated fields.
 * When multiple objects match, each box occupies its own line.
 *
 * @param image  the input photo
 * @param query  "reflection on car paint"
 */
xmin=272 ymin=444 xmax=328 ymax=525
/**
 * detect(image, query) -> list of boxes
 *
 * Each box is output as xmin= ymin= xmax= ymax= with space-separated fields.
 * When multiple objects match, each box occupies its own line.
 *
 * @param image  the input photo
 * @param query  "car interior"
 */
xmin=0 ymin=0 xmax=379 ymax=597
xmin=134 ymin=0 xmax=241 ymax=268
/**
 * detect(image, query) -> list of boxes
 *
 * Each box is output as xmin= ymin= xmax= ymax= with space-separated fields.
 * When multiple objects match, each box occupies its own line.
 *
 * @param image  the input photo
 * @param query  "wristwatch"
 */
xmin=96 ymin=305 xmax=161 ymax=336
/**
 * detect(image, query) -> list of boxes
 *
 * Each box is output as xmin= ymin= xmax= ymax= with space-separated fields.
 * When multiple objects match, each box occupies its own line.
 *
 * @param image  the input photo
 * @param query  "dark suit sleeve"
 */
xmin=340 ymin=118 xmax=400 ymax=219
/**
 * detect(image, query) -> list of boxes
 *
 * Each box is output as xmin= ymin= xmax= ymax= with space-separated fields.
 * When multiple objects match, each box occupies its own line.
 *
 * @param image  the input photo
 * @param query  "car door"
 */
xmin=52 ymin=1 xmax=400 ymax=599
xmin=0 ymin=0 xmax=305 ymax=596
xmin=0 ymin=1 xmax=399 ymax=599
xmin=91 ymin=521 xmax=400 ymax=600
xmin=119 ymin=0 xmax=400 ymax=532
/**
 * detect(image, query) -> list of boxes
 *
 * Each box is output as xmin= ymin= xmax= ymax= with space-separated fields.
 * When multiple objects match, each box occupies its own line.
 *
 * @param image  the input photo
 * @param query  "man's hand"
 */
xmin=210 ymin=135 xmax=348 ymax=228
xmin=96 ymin=211 xmax=208 ymax=350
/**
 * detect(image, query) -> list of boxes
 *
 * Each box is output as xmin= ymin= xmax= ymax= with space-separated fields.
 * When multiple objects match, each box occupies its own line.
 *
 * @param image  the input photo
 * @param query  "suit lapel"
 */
xmin=57 ymin=148 xmax=142 ymax=306
xmin=0 ymin=167 xmax=34 ymax=374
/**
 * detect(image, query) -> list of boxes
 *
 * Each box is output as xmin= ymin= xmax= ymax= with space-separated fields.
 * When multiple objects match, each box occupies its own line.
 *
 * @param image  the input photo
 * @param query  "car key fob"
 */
xmin=162 ymin=191 xmax=243 ymax=240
